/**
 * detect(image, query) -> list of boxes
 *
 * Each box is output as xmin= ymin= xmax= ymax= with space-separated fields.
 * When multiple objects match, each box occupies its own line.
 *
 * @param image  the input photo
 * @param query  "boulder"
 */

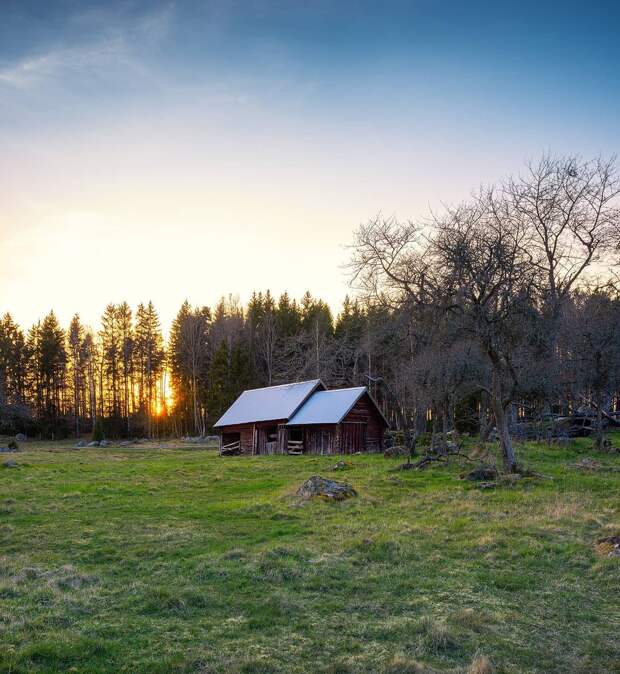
xmin=3 ymin=459 xmax=18 ymax=468
xmin=75 ymin=440 xmax=87 ymax=448
xmin=15 ymin=433 xmax=26 ymax=442
xmin=384 ymin=445 xmax=410 ymax=458
xmin=99 ymin=440 xmax=112 ymax=447
xmin=0 ymin=446 xmax=18 ymax=453
xmin=595 ymin=535 xmax=620 ymax=558
xmin=297 ymin=476 xmax=357 ymax=501
xmin=119 ymin=441 xmax=131 ymax=447
xmin=331 ymin=460 xmax=353 ymax=471
xmin=87 ymin=441 xmax=100 ymax=447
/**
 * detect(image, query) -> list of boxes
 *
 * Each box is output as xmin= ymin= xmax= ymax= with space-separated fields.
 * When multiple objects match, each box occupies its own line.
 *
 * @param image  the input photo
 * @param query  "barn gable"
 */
xmin=286 ymin=387 xmax=388 ymax=427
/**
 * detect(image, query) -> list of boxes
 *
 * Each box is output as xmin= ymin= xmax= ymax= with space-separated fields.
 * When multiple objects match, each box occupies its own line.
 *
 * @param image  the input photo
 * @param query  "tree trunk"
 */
xmin=479 ymin=391 xmax=492 ymax=441
xmin=490 ymin=396 xmax=518 ymax=472
xmin=441 ymin=398 xmax=449 ymax=453
xmin=594 ymin=390 xmax=605 ymax=451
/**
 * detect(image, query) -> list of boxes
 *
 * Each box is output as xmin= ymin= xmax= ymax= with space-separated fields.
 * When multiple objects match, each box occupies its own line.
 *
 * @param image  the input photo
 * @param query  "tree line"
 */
xmin=0 ymin=291 xmax=407 ymax=439
xmin=1 ymin=153 xmax=619 ymax=460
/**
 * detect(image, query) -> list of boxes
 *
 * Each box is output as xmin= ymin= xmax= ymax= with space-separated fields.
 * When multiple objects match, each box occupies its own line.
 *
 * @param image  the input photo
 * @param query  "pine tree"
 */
xmin=28 ymin=312 xmax=67 ymax=437
xmin=67 ymin=314 xmax=85 ymax=437
xmin=0 ymin=313 xmax=27 ymax=406
xmin=169 ymin=300 xmax=211 ymax=436
xmin=134 ymin=302 xmax=165 ymax=436
xmin=206 ymin=340 xmax=230 ymax=426
xmin=116 ymin=302 xmax=134 ymax=434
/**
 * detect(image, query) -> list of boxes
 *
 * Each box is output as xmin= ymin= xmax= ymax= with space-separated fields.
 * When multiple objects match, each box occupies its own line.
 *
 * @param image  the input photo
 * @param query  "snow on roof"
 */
xmin=213 ymin=379 xmax=323 ymax=427
xmin=286 ymin=387 xmax=367 ymax=426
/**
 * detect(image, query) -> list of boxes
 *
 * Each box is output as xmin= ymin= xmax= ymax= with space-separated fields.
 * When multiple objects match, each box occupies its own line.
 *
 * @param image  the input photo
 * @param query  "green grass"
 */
xmin=0 ymin=435 xmax=619 ymax=673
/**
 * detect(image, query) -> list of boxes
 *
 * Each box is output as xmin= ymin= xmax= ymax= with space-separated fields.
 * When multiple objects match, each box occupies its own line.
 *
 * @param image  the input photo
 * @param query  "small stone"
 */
xmin=3 ymin=459 xmax=18 ymax=468
xmin=463 ymin=466 xmax=498 ymax=481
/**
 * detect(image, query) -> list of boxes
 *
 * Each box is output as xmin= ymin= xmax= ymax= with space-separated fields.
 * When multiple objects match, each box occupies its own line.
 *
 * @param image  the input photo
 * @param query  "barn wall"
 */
xmin=219 ymin=420 xmax=287 ymax=455
xmin=303 ymin=424 xmax=338 ymax=454
xmin=218 ymin=423 xmax=254 ymax=454
xmin=341 ymin=393 xmax=387 ymax=452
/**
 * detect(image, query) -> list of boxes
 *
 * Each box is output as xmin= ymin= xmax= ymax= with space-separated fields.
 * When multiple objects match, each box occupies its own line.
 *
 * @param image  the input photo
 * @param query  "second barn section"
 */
xmin=214 ymin=379 xmax=388 ymax=455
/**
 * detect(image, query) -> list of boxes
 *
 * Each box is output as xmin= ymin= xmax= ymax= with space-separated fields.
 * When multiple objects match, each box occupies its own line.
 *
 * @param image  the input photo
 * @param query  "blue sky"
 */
xmin=1 ymin=0 xmax=619 ymax=330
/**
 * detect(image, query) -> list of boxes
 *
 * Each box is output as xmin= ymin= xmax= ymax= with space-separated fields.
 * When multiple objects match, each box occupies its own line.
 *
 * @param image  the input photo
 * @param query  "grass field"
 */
xmin=1 ymin=436 xmax=619 ymax=674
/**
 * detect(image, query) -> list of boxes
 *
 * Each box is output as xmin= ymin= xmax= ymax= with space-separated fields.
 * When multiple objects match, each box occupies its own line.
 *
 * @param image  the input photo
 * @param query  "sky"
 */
xmin=1 ymin=0 xmax=619 ymax=333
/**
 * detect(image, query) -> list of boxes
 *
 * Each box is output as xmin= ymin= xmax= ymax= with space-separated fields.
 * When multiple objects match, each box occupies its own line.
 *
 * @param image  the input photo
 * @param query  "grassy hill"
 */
xmin=1 ymin=436 xmax=619 ymax=673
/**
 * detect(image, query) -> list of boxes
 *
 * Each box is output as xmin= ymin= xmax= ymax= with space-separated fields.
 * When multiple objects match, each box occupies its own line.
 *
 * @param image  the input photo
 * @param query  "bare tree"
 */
xmin=177 ymin=310 xmax=210 ymax=436
xmin=506 ymin=154 xmax=620 ymax=311
xmin=350 ymin=195 xmax=540 ymax=473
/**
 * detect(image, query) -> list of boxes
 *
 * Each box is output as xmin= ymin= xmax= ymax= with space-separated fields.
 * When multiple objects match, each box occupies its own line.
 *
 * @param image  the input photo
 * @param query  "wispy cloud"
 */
xmin=0 ymin=4 xmax=173 ymax=90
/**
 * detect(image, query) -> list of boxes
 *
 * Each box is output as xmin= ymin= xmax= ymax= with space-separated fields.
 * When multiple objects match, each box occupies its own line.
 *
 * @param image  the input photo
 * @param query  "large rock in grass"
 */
xmin=297 ymin=475 xmax=357 ymax=501
xmin=384 ymin=445 xmax=410 ymax=458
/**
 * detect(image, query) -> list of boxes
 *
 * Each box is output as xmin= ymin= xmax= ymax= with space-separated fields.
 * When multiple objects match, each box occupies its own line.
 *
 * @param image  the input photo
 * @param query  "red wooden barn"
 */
xmin=214 ymin=379 xmax=388 ymax=455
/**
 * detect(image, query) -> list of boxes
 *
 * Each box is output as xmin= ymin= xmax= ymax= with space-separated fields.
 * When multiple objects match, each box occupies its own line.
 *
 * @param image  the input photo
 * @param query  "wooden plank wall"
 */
xmin=341 ymin=393 xmax=386 ymax=452
xmin=217 ymin=424 xmax=254 ymax=454
xmin=219 ymin=421 xmax=288 ymax=455
xmin=303 ymin=425 xmax=337 ymax=454
xmin=340 ymin=422 xmax=366 ymax=454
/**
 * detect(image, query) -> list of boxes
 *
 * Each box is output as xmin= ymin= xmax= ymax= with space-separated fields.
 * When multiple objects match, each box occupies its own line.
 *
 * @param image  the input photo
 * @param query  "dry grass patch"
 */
xmin=466 ymin=654 xmax=494 ymax=674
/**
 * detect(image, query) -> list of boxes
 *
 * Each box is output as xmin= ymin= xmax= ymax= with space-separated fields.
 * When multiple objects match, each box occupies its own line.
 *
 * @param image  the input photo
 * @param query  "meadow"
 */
xmin=0 ymin=436 xmax=619 ymax=674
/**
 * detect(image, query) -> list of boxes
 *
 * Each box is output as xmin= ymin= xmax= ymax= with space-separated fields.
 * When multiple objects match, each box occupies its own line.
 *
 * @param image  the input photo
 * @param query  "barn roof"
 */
xmin=213 ymin=379 xmax=324 ymax=427
xmin=286 ymin=386 xmax=387 ymax=426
